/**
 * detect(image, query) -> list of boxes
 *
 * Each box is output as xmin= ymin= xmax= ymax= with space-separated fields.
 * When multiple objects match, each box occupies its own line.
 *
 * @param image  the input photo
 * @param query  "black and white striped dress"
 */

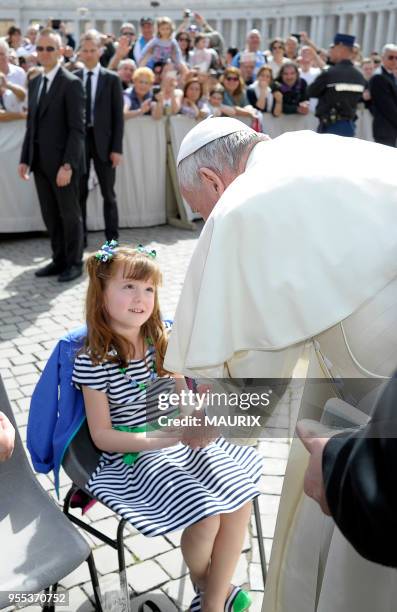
xmin=72 ymin=348 xmax=263 ymax=537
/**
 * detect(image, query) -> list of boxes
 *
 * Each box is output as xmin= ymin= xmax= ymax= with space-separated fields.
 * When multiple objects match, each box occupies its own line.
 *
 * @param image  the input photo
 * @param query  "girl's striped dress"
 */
xmin=72 ymin=348 xmax=263 ymax=536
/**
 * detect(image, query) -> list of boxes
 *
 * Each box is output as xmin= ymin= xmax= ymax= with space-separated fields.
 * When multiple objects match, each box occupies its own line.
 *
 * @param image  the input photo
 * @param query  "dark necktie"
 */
xmin=86 ymin=71 xmax=93 ymax=127
xmin=37 ymin=76 xmax=48 ymax=114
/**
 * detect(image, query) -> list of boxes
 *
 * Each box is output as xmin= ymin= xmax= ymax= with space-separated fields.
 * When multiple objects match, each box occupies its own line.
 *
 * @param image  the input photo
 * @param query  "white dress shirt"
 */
xmin=83 ymin=63 xmax=100 ymax=124
xmin=37 ymin=62 xmax=61 ymax=101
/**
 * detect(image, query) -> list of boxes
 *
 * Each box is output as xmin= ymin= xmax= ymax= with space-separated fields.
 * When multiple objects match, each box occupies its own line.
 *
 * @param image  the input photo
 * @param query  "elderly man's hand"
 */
xmin=0 ymin=411 xmax=15 ymax=462
xmin=296 ymin=419 xmax=331 ymax=516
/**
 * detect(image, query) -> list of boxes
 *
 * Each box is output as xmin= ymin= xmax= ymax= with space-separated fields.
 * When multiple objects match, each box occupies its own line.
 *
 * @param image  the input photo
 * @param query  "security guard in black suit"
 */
xmin=307 ymin=33 xmax=366 ymax=137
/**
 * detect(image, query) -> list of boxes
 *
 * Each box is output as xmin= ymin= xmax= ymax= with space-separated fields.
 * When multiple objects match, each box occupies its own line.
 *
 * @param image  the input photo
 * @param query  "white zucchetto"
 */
xmin=176 ymin=117 xmax=256 ymax=166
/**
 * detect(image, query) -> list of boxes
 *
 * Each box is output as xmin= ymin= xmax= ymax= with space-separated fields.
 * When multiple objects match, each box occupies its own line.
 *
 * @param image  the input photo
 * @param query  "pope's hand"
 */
xmin=296 ymin=419 xmax=331 ymax=516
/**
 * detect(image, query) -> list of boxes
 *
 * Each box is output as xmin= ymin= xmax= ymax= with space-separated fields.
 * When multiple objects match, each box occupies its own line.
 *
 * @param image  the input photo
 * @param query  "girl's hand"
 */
xmin=273 ymin=90 xmax=282 ymax=102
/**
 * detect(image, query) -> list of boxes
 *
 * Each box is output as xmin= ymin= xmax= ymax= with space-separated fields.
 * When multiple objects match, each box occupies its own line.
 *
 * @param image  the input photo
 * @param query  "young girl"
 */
xmin=139 ymin=17 xmax=183 ymax=71
xmin=72 ymin=242 xmax=263 ymax=612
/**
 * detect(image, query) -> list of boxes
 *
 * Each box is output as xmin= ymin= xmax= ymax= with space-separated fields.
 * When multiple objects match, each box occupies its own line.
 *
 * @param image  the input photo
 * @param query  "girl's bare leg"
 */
xmin=181 ymin=515 xmax=221 ymax=591
xmin=202 ymin=502 xmax=252 ymax=612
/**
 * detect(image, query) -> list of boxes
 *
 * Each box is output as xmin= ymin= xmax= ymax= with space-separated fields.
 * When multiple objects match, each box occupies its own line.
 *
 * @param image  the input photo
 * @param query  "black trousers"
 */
xmin=33 ymin=163 xmax=83 ymax=269
xmin=80 ymin=128 xmax=119 ymax=242
xmin=374 ymin=135 xmax=397 ymax=147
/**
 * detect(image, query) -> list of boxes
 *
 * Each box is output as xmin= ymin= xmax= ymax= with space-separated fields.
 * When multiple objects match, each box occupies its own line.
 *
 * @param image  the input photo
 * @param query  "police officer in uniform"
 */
xmin=307 ymin=33 xmax=366 ymax=136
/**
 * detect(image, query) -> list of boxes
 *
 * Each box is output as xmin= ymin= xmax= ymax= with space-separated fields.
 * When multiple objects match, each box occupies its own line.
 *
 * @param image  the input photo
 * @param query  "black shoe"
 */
xmin=58 ymin=265 xmax=83 ymax=283
xmin=35 ymin=262 xmax=65 ymax=277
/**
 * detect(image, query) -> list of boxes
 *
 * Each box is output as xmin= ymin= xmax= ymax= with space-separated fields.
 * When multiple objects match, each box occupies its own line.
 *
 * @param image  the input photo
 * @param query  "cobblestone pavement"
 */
xmin=0 ymin=226 xmax=298 ymax=612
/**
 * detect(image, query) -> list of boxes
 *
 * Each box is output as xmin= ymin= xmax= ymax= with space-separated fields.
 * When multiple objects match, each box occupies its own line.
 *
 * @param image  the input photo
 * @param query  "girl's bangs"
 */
xmin=118 ymin=255 xmax=161 ymax=285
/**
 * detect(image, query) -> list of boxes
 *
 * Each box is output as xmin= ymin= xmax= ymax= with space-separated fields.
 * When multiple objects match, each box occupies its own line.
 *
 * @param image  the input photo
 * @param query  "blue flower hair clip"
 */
xmin=136 ymin=244 xmax=157 ymax=259
xmin=95 ymin=240 xmax=119 ymax=263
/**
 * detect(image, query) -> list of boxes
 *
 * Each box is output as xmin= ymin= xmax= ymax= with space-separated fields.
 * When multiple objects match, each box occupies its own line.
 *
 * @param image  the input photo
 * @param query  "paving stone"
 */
xmin=92 ymin=545 xmax=121 ymax=575
xmin=63 ymin=586 xmax=95 ymax=611
xmin=164 ymin=530 xmax=183 ymax=548
xmin=161 ymin=576 xmax=196 ymax=610
xmin=126 ymin=560 xmax=169 ymax=593
xmin=156 ymin=547 xmax=188 ymax=580
xmin=60 ymin=562 xmax=92 ymax=589
xmin=251 ymin=538 xmax=273 ymax=565
xmin=259 ymin=475 xmax=284 ymax=495
xmin=127 ymin=533 xmax=173 ymax=561
xmin=10 ymin=354 xmax=36 ymax=365
xmin=248 ymin=591 xmax=265 ymax=612
xmin=258 ymin=493 xmax=280 ymax=515
xmin=249 ymin=563 xmax=265 ymax=591
xmin=250 ymin=514 xmax=277 ymax=538
xmin=257 ymin=441 xmax=290 ymax=459
xmin=262 ymin=457 xmax=288 ymax=476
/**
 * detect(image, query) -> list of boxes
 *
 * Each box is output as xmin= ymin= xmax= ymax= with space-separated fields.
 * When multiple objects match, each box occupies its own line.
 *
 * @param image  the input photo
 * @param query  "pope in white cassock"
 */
xmin=164 ymin=117 xmax=397 ymax=612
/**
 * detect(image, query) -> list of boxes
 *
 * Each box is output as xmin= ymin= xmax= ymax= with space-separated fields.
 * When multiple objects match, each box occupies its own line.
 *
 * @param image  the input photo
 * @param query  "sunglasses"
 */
xmin=386 ymin=55 xmax=397 ymax=60
xmin=179 ymin=38 xmax=189 ymax=42
xmin=121 ymin=31 xmax=134 ymax=36
xmin=225 ymin=75 xmax=239 ymax=81
xmin=36 ymin=45 xmax=56 ymax=52
xmin=272 ymin=45 xmax=284 ymax=50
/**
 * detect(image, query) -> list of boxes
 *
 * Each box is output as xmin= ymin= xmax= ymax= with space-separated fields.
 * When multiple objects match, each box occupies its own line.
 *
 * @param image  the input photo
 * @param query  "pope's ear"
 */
xmin=198 ymin=167 xmax=224 ymax=193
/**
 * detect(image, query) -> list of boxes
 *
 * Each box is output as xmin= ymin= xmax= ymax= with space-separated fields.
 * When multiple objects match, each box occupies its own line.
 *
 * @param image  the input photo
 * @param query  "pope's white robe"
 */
xmin=164 ymin=130 xmax=397 ymax=611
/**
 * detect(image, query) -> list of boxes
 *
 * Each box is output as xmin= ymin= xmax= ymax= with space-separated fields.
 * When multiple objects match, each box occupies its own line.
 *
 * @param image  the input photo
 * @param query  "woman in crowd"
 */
xmin=176 ymin=31 xmax=191 ymax=64
xmin=6 ymin=26 xmax=23 ymax=51
xmin=220 ymin=66 xmax=257 ymax=120
xmin=124 ymin=67 xmax=154 ymax=119
xmin=180 ymin=77 xmax=210 ymax=119
xmin=273 ymin=61 xmax=309 ymax=115
xmin=267 ymin=37 xmax=289 ymax=78
xmin=247 ymin=65 xmax=282 ymax=116
xmin=151 ymin=71 xmax=183 ymax=119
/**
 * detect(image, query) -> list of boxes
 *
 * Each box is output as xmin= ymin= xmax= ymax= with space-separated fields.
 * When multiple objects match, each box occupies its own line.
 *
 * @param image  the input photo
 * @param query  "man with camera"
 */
xmin=307 ymin=33 xmax=366 ymax=137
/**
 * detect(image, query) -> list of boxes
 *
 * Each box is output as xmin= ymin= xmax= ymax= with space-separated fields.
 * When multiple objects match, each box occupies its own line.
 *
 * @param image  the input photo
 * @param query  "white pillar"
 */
xmin=317 ymin=15 xmax=325 ymax=47
xmin=338 ymin=14 xmax=348 ymax=33
xmin=351 ymin=13 xmax=359 ymax=37
xmin=216 ymin=19 xmax=222 ymax=34
xmin=375 ymin=10 xmax=387 ymax=52
xmin=275 ymin=18 xmax=282 ymax=37
xmin=290 ymin=16 xmax=298 ymax=34
xmin=231 ymin=19 xmax=237 ymax=47
xmin=246 ymin=18 xmax=254 ymax=34
xmin=362 ymin=12 xmax=375 ymax=55
xmin=260 ymin=19 xmax=267 ymax=39
xmin=386 ymin=10 xmax=397 ymax=43
xmin=310 ymin=16 xmax=318 ymax=42
xmin=104 ymin=20 xmax=112 ymax=35
xmin=283 ymin=17 xmax=291 ymax=38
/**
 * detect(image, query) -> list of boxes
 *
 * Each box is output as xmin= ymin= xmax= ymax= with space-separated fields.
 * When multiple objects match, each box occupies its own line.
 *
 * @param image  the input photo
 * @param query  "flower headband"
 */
xmin=95 ymin=240 xmax=119 ymax=262
xmin=136 ymin=244 xmax=157 ymax=259
xmin=95 ymin=241 xmax=157 ymax=263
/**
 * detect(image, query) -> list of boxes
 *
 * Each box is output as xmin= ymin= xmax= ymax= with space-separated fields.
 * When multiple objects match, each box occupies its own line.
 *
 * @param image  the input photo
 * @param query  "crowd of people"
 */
xmin=0 ymin=14 xmax=396 ymax=283
xmin=1 ymin=13 xmax=396 ymax=137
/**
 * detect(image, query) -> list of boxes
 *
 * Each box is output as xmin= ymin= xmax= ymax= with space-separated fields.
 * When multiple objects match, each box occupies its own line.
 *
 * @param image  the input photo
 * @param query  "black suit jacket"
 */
xmin=75 ymin=67 xmax=124 ymax=162
xmin=369 ymin=67 xmax=397 ymax=141
xmin=323 ymin=372 xmax=397 ymax=567
xmin=20 ymin=67 xmax=85 ymax=176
